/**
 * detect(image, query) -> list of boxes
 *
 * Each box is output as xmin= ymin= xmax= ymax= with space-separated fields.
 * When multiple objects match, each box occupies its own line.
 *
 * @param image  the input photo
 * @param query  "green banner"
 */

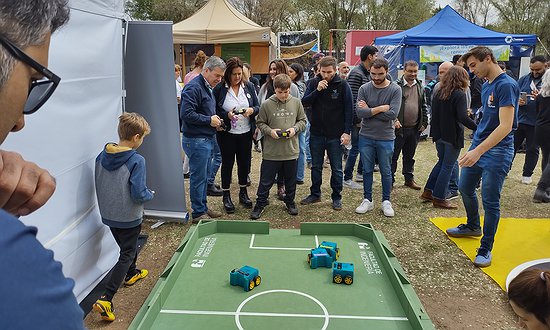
xmin=221 ymin=43 xmax=251 ymax=63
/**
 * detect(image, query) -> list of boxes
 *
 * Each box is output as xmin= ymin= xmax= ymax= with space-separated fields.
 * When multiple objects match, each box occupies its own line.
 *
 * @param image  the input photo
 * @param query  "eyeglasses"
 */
xmin=0 ymin=35 xmax=60 ymax=115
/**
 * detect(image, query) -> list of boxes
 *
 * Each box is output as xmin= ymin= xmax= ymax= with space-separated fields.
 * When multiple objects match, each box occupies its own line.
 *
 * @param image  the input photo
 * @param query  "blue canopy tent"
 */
xmin=374 ymin=5 xmax=537 ymax=80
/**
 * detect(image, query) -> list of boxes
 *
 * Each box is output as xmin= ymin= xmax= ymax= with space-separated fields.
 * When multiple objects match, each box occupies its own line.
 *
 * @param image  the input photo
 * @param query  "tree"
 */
xmin=229 ymin=0 xmax=291 ymax=33
xmin=359 ymin=0 xmax=435 ymax=31
xmin=453 ymin=0 xmax=493 ymax=27
xmin=488 ymin=0 xmax=547 ymax=35
xmin=298 ymin=0 xmax=363 ymax=59
xmin=125 ymin=0 xmax=207 ymax=22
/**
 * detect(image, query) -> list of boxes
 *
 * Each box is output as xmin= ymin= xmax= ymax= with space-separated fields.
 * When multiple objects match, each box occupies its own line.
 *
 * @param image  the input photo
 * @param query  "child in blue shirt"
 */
xmin=93 ymin=112 xmax=155 ymax=321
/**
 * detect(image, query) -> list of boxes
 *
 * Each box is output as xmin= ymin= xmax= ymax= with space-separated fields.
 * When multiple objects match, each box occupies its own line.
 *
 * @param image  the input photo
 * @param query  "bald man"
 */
xmin=338 ymin=61 xmax=350 ymax=79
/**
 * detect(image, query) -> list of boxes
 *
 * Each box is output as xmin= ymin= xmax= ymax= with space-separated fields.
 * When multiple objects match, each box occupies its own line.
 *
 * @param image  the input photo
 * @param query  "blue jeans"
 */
xmin=182 ymin=136 xmax=215 ymax=218
xmin=344 ymin=125 xmax=363 ymax=181
xmin=297 ymin=129 xmax=306 ymax=181
xmin=208 ymin=137 xmax=222 ymax=186
xmin=425 ymin=140 xmax=461 ymax=200
xmin=309 ymin=134 xmax=343 ymax=201
xmin=359 ymin=136 xmax=394 ymax=202
xmin=448 ymin=161 xmax=459 ymax=194
xmin=459 ymin=159 xmax=508 ymax=252
xmin=304 ymin=121 xmax=312 ymax=163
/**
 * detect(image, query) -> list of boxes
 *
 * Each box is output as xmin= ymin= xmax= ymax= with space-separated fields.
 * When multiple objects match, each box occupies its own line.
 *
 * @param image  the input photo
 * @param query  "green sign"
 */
xmin=221 ymin=43 xmax=251 ymax=63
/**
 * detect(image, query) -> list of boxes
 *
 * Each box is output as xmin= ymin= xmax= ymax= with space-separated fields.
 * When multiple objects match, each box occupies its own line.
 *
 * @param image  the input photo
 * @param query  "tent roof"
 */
xmin=375 ymin=5 xmax=537 ymax=46
xmin=172 ymin=0 xmax=271 ymax=44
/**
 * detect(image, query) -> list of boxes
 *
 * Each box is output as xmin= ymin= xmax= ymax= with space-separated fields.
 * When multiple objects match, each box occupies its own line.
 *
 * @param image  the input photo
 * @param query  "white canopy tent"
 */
xmin=3 ymin=0 xmax=125 ymax=302
xmin=172 ymin=0 xmax=272 ymax=44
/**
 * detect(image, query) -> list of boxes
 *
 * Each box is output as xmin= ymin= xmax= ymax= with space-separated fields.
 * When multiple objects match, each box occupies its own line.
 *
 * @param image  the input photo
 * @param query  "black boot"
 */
xmin=239 ymin=187 xmax=253 ymax=209
xmin=223 ymin=190 xmax=235 ymax=213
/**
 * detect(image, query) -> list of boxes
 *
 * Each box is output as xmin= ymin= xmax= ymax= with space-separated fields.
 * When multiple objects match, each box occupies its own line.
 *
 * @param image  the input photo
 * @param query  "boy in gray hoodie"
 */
xmin=251 ymin=74 xmax=307 ymax=219
xmin=93 ymin=113 xmax=154 ymax=321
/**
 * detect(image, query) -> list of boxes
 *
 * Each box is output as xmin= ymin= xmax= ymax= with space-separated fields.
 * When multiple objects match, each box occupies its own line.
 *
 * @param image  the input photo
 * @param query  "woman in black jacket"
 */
xmin=421 ymin=66 xmax=477 ymax=209
xmin=213 ymin=57 xmax=260 ymax=213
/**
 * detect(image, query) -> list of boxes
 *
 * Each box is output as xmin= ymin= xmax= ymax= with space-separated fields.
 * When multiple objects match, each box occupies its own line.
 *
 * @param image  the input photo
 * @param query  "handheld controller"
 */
xmin=276 ymin=130 xmax=290 ymax=138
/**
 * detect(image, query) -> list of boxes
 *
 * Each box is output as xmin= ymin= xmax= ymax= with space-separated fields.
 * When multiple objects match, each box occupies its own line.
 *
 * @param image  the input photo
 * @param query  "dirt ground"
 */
xmin=84 ymin=141 xmax=536 ymax=329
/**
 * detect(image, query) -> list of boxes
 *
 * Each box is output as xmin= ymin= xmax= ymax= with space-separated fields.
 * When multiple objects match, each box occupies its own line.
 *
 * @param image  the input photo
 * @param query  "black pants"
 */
xmin=536 ymin=127 xmax=550 ymax=190
xmin=513 ymin=123 xmax=539 ymax=177
xmin=218 ymin=131 xmax=252 ymax=189
xmin=256 ymin=159 xmax=297 ymax=206
xmin=103 ymin=224 xmax=141 ymax=301
xmin=391 ymin=127 xmax=419 ymax=183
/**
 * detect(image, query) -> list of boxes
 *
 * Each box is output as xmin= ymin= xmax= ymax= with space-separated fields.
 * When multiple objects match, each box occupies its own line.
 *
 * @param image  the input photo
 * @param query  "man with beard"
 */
xmin=354 ymin=59 xmax=402 ymax=217
xmin=301 ymin=56 xmax=352 ymax=211
xmin=512 ymin=55 xmax=547 ymax=184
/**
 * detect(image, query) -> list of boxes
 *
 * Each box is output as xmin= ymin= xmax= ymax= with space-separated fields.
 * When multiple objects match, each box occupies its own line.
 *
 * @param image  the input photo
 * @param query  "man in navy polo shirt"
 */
xmin=446 ymin=46 xmax=519 ymax=268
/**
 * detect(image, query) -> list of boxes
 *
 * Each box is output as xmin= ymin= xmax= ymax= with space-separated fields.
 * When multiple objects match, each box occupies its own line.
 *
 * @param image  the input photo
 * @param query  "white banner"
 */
xmin=419 ymin=45 xmax=510 ymax=63
xmin=3 ymin=4 xmax=124 ymax=302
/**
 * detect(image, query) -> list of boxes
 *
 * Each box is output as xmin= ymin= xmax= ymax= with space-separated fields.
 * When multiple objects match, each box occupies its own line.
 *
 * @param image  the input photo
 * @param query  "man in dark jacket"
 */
xmin=300 ymin=56 xmax=353 ymax=210
xmin=512 ymin=55 xmax=547 ymax=184
xmin=180 ymin=56 xmax=226 ymax=222
xmin=392 ymin=60 xmax=428 ymax=189
xmin=344 ymin=45 xmax=378 ymax=188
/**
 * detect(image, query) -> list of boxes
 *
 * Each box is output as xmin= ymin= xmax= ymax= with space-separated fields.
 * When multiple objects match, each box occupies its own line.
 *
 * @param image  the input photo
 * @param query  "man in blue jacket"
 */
xmin=0 ymin=0 xmax=85 ymax=328
xmin=180 ymin=56 xmax=226 ymax=222
xmin=513 ymin=55 xmax=547 ymax=184
xmin=300 ymin=56 xmax=352 ymax=211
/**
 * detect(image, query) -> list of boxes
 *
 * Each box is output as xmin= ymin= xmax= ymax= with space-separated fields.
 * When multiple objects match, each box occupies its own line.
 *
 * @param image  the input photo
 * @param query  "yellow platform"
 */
xmin=430 ymin=217 xmax=550 ymax=290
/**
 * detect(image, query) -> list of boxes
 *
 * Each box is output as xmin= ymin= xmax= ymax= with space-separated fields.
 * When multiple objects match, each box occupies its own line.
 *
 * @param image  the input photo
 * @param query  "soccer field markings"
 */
xmin=160 ymin=290 xmax=408 ymax=329
xmin=249 ymin=234 xmax=319 ymax=251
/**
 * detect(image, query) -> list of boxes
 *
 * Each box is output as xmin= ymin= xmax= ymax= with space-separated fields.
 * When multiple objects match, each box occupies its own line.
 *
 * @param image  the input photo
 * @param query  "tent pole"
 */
xmin=329 ymin=30 xmax=333 ymax=57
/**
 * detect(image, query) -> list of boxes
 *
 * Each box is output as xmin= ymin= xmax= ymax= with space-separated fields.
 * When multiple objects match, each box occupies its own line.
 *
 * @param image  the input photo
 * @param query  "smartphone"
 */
xmin=520 ymin=92 xmax=527 ymax=102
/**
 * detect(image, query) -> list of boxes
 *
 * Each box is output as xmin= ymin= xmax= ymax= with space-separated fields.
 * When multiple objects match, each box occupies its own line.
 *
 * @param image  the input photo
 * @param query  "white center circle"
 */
xmin=234 ymin=289 xmax=330 ymax=330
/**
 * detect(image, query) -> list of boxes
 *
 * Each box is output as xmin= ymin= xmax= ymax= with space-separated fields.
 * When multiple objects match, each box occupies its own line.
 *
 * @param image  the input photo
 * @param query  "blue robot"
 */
xmin=230 ymin=266 xmax=261 ymax=291
xmin=308 ymin=241 xmax=340 ymax=269
xmin=332 ymin=262 xmax=354 ymax=285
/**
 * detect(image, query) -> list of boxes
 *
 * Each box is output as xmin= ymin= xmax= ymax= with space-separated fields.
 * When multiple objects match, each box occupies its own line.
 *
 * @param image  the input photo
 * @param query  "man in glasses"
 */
xmin=0 ymin=0 xmax=85 ymax=328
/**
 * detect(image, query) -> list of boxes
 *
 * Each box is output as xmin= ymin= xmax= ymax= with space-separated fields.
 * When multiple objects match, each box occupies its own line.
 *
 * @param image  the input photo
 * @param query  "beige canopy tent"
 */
xmin=173 ymin=0 xmax=275 ymax=74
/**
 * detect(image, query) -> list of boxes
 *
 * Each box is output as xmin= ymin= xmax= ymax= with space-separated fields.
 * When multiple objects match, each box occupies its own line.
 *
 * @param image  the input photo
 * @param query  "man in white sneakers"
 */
xmin=355 ymin=59 xmax=402 ymax=217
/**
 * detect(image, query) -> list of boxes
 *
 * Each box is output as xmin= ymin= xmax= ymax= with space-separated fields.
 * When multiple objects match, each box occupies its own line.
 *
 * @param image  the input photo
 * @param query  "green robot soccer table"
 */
xmin=130 ymin=221 xmax=434 ymax=330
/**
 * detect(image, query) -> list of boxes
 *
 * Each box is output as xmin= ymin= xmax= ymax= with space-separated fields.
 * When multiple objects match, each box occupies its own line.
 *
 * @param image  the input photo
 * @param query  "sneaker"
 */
xmin=355 ymin=199 xmax=373 ymax=214
xmin=381 ymin=200 xmax=395 ymax=217
xmin=93 ymin=299 xmax=115 ymax=321
xmin=446 ymin=191 xmax=459 ymax=200
xmin=183 ymin=173 xmax=190 ymax=179
xmin=446 ymin=224 xmax=482 ymax=237
xmin=343 ymin=179 xmax=362 ymax=190
xmin=296 ymin=180 xmax=305 ymax=185
xmin=521 ymin=176 xmax=532 ymax=184
xmin=373 ymin=164 xmax=380 ymax=172
xmin=250 ymin=204 xmax=265 ymax=219
xmin=332 ymin=199 xmax=342 ymax=211
xmin=473 ymin=249 xmax=492 ymax=268
xmin=125 ymin=269 xmax=148 ymax=286
xmin=300 ymin=195 xmax=321 ymax=205
xmin=355 ymin=173 xmax=363 ymax=182
xmin=285 ymin=202 xmax=298 ymax=216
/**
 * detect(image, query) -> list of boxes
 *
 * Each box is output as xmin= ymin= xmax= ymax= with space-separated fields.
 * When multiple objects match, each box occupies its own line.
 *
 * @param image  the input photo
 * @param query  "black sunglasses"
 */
xmin=0 ymin=35 xmax=60 ymax=115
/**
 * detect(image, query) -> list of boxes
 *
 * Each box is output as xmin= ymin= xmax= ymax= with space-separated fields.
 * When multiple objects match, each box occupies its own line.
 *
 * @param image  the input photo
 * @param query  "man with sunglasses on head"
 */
xmin=0 ymin=0 xmax=85 ymax=328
